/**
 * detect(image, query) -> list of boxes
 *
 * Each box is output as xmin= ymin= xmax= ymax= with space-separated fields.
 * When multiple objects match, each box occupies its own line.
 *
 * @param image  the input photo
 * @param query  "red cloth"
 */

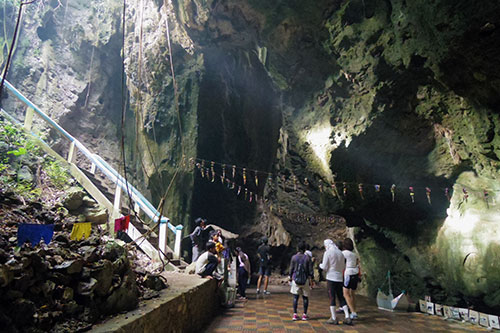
xmin=114 ymin=215 xmax=130 ymax=232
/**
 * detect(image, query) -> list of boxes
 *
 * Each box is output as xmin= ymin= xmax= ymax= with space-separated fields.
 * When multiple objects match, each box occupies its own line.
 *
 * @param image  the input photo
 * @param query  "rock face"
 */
xmin=2 ymin=0 xmax=500 ymax=313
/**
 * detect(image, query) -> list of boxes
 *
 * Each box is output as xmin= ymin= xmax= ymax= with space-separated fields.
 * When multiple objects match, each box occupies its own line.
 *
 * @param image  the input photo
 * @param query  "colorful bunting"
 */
xmin=114 ymin=215 xmax=130 ymax=232
xmin=331 ymin=183 xmax=337 ymax=197
xmin=211 ymin=161 xmax=215 ymax=182
xmin=445 ymin=187 xmax=451 ymax=201
xmin=193 ymin=158 xmax=496 ymax=209
xmin=70 ymin=222 xmax=92 ymax=240
xmin=18 ymin=224 xmax=54 ymax=246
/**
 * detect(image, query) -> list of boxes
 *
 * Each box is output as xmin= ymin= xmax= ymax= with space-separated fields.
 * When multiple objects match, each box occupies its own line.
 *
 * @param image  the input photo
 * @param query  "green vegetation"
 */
xmin=44 ymin=158 xmax=70 ymax=188
xmin=0 ymin=120 xmax=71 ymax=197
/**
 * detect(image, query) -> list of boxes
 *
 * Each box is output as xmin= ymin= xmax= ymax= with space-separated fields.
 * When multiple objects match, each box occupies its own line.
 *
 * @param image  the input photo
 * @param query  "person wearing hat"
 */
xmin=190 ymin=217 xmax=206 ymax=262
xmin=256 ymin=237 xmax=271 ymax=295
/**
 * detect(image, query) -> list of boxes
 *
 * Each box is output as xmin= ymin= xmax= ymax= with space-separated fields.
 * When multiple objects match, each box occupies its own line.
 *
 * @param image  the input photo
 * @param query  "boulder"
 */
xmin=82 ymin=206 xmax=108 ymax=224
xmin=54 ymin=260 xmax=84 ymax=275
xmin=62 ymin=187 xmax=85 ymax=211
xmin=142 ymin=274 xmax=167 ymax=291
xmin=91 ymin=260 xmax=113 ymax=296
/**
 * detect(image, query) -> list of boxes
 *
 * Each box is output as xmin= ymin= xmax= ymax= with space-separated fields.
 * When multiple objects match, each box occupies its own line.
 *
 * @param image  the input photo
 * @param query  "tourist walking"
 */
xmin=256 ymin=237 xmax=271 ymax=294
xmin=190 ymin=217 xmax=206 ymax=262
xmin=319 ymin=239 xmax=352 ymax=325
xmin=342 ymin=238 xmax=360 ymax=319
xmin=236 ymin=247 xmax=251 ymax=299
xmin=289 ymin=241 xmax=313 ymax=321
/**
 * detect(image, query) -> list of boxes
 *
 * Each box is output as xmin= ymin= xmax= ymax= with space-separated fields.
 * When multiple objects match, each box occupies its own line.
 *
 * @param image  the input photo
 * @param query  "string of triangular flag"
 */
xmin=189 ymin=157 xmax=496 ymax=207
xmin=195 ymin=165 xmax=342 ymax=223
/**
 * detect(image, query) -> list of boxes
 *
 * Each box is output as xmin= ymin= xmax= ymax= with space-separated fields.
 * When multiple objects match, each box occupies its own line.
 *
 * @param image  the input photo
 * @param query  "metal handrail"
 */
xmin=3 ymin=79 xmax=182 ymax=236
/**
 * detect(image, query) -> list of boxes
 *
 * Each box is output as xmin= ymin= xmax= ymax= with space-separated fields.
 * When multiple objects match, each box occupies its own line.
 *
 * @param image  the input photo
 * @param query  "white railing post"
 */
xmin=174 ymin=226 xmax=182 ymax=259
xmin=67 ymin=141 xmax=76 ymax=163
xmin=159 ymin=221 xmax=168 ymax=261
xmin=90 ymin=163 xmax=96 ymax=174
xmin=24 ymin=107 xmax=34 ymax=131
xmin=113 ymin=183 xmax=122 ymax=219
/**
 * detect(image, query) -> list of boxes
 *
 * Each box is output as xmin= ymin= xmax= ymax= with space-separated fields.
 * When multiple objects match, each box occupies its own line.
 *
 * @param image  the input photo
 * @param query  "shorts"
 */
xmin=290 ymin=280 xmax=310 ymax=297
xmin=344 ymin=274 xmax=359 ymax=290
xmin=258 ymin=265 xmax=271 ymax=276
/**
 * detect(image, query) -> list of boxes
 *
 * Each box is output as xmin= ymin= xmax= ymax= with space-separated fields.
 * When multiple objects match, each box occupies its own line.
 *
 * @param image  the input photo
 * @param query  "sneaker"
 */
xmin=256 ymin=289 xmax=260 ymax=294
xmin=301 ymin=314 xmax=309 ymax=321
xmin=326 ymin=318 xmax=339 ymax=325
xmin=344 ymin=317 xmax=353 ymax=325
xmin=263 ymin=290 xmax=271 ymax=295
xmin=292 ymin=314 xmax=299 ymax=321
xmin=335 ymin=308 xmax=344 ymax=314
xmin=350 ymin=313 xmax=358 ymax=319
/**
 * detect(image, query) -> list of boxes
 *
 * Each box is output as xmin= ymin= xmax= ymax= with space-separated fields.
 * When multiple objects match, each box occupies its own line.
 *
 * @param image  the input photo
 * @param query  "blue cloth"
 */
xmin=18 ymin=224 xmax=54 ymax=246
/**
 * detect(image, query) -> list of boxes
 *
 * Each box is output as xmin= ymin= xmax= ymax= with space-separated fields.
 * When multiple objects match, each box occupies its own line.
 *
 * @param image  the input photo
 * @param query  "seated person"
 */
xmin=196 ymin=241 xmax=221 ymax=279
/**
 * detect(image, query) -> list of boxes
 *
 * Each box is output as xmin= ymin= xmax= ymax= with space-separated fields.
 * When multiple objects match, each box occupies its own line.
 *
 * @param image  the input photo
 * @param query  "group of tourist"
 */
xmin=286 ymin=238 xmax=359 ymax=325
xmin=189 ymin=217 xmax=361 ymax=325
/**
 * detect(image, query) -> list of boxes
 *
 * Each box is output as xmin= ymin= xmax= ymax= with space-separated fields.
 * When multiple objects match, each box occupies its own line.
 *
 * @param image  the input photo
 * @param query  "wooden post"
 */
xmin=159 ymin=222 xmax=168 ymax=261
xmin=67 ymin=141 xmax=76 ymax=164
xmin=113 ymin=184 xmax=121 ymax=219
xmin=24 ymin=107 xmax=34 ymax=131
xmin=174 ymin=226 xmax=182 ymax=259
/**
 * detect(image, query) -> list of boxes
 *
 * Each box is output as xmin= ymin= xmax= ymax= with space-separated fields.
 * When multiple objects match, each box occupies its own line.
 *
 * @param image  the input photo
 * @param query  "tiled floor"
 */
xmin=206 ymin=284 xmax=489 ymax=332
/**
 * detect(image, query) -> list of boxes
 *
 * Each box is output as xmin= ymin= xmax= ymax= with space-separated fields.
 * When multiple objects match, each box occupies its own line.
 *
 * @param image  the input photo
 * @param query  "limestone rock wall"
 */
xmin=2 ymin=0 xmax=500 ymax=312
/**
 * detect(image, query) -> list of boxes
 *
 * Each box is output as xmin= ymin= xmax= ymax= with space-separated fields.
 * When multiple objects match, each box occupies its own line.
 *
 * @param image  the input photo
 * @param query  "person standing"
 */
xmin=256 ymin=237 xmax=271 ymax=294
xmin=342 ymin=238 xmax=360 ymax=319
xmin=319 ymin=239 xmax=352 ymax=325
xmin=289 ymin=241 xmax=314 ymax=321
xmin=236 ymin=247 xmax=251 ymax=300
xmin=190 ymin=217 xmax=206 ymax=262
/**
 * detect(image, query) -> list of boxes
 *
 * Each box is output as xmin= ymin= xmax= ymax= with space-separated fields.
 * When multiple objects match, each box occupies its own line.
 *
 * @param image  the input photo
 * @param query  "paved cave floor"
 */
xmin=206 ymin=284 xmax=489 ymax=332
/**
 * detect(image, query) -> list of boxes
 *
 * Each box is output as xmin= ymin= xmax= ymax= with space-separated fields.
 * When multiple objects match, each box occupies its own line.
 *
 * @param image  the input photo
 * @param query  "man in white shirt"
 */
xmin=319 ymin=239 xmax=352 ymax=325
xmin=196 ymin=241 xmax=220 ymax=279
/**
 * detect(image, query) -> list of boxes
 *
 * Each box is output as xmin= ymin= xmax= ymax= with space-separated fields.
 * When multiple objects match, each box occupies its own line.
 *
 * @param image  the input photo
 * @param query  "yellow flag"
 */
xmin=70 ymin=222 xmax=92 ymax=241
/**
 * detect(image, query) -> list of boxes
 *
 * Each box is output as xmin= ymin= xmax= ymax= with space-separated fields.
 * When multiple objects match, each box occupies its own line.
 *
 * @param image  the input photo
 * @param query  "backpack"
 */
xmin=294 ymin=256 xmax=308 ymax=285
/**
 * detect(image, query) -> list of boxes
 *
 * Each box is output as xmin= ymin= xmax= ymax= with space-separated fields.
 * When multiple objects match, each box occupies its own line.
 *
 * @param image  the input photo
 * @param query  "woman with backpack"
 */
xmin=289 ymin=241 xmax=314 ymax=321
